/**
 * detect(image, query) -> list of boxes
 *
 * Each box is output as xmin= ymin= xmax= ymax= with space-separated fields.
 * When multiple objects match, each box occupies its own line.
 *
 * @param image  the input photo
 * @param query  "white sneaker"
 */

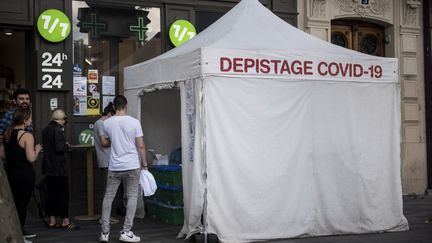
xmin=119 ymin=231 xmax=141 ymax=242
xmin=99 ymin=232 xmax=109 ymax=242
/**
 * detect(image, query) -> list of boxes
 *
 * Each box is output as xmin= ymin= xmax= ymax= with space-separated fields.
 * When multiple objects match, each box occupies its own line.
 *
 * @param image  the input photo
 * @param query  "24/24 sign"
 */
xmin=37 ymin=51 xmax=72 ymax=91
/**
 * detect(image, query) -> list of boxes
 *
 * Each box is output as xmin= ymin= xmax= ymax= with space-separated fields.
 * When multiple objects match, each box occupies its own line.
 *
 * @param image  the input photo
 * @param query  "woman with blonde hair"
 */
xmin=42 ymin=108 xmax=77 ymax=230
xmin=3 ymin=108 xmax=42 ymax=238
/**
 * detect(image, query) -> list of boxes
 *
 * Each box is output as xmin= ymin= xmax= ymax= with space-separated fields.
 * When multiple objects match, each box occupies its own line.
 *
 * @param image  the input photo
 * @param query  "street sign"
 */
xmin=37 ymin=9 xmax=71 ymax=42
xmin=169 ymin=20 xmax=196 ymax=47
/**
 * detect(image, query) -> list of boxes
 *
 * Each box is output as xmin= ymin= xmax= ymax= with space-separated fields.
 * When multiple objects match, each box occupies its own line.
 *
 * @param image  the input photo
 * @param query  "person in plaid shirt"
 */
xmin=0 ymin=88 xmax=32 ymax=136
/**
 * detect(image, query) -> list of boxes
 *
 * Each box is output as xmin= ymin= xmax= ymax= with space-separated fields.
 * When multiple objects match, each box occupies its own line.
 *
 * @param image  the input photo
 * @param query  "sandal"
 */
xmin=61 ymin=222 xmax=79 ymax=230
xmin=47 ymin=223 xmax=58 ymax=229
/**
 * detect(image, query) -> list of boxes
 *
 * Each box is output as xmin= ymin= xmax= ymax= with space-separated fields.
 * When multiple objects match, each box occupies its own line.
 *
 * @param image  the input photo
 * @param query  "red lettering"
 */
xmin=328 ymin=62 xmax=339 ymax=76
xmin=233 ymin=58 xmax=243 ymax=72
xmin=304 ymin=61 xmax=313 ymax=75
xmin=244 ymin=58 xmax=255 ymax=73
xmin=270 ymin=60 xmax=281 ymax=74
xmin=260 ymin=59 xmax=270 ymax=73
xmin=339 ymin=63 xmax=350 ymax=77
xmin=220 ymin=57 xmax=232 ymax=72
xmin=318 ymin=62 xmax=328 ymax=76
xmin=280 ymin=60 xmax=291 ymax=74
xmin=353 ymin=64 xmax=363 ymax=77
xmin=291 ymin=60 xmax=302 ymax=75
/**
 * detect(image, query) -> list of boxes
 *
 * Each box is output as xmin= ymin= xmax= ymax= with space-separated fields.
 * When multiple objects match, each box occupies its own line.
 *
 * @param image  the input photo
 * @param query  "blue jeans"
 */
xmin=101 ymin=168 xmax=140 ymax=233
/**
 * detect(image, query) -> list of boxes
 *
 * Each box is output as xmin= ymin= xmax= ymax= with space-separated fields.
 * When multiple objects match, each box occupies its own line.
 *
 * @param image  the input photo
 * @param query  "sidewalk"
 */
xmin=25 ymin=195 xmax=432 ymax=243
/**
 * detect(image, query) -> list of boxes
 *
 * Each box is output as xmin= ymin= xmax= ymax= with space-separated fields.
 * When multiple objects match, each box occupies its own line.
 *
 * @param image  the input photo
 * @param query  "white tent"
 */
xmin=124 ymin=0 xmax=409 ymax=242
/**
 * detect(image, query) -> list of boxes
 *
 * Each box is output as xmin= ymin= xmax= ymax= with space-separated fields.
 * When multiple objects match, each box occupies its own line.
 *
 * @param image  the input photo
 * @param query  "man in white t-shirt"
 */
xmin=99 ymin=95 xmax=147 ymax=243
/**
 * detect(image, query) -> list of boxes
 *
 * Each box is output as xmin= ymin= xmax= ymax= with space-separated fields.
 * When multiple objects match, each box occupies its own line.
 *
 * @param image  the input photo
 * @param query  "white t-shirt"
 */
xmin=94 ymin=118 xmax=110 ymax=168
xmin=103 ymin=115 xmax=143 ymax=171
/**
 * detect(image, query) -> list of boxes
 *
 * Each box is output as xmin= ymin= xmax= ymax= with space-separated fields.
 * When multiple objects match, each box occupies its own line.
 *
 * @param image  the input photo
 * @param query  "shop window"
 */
xmin=72 ymin=1 xmax=161 ymax=116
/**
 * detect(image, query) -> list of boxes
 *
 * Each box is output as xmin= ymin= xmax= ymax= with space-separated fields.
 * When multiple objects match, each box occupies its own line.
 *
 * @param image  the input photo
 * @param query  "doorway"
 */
xmin=0 ymin=28 xmax=30 ymax=115
xmin=331 ymin=20 xmax=385 ymax=57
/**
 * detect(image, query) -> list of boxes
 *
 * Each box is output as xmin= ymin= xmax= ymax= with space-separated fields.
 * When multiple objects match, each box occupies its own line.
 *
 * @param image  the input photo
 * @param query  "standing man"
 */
xmin=0 ymin=88 xmax=32 ymax=134
xmin=94 ymin=102 xmax=119 ymax=225
xmin=99 ymin=95 xmax=147 ymax=242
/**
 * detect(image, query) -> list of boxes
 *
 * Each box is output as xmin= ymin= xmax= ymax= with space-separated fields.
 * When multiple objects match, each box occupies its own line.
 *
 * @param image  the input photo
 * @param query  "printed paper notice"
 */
xmin=102 ymin=76 xmax=115 ymax=95
xmin=87 ymin=96 xmax=100 ymax=115
xmin=102 ymin=96 xmax=115 ymax=110
xmin=73 ymin=77 xmax=87 ymax=96
xmin=73 ymin=96 xmax=87 ymax=116
xmin=88 ymin=69 xmax=98 ymax=83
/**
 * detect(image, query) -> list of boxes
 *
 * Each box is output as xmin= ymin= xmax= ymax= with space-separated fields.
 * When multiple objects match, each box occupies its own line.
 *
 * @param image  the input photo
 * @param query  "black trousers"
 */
xmin=5 ymin=163 xmax=35 ymax=230
xmin=45 ymin=176 xmax=69 ymax=218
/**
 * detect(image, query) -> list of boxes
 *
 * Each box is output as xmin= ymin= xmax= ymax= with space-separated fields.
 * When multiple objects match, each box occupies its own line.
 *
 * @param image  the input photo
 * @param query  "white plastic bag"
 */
xmin=139 ymin=170 xmax=157 ymax=196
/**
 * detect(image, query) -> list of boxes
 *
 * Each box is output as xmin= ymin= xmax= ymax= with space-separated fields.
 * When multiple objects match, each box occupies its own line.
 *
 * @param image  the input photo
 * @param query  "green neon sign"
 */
xmin=169 ymin=20 xmax=196 ymax=47
xmin=130 ymin=17 xmax=149 ymax=41
xmin=37 ymin=9 xmax=71 ymax=42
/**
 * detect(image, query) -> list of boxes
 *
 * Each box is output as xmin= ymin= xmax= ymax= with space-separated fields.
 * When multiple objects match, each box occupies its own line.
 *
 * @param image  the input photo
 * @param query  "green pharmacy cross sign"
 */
xmin=82 ymin=13 xmax=106 ymax=38
xmin=130 ymin=17 xmax=149 ymax=41
xmin=37 ymin=9 xmax=71 ymax=42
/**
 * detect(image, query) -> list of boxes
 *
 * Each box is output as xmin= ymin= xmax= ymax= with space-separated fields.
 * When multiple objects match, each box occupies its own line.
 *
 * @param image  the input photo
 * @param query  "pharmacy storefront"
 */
xmin=0 ymin=0 xmax=297 ymax=215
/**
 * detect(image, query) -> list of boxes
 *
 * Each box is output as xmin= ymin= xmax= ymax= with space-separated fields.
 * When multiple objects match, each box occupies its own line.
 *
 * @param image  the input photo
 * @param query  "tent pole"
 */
xmin=203 ymin=188 xmax=208 ymax=243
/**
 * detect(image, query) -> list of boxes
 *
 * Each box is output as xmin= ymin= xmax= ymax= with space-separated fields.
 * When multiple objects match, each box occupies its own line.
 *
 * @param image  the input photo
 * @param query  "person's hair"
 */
xmin=102 ymin=102 xmax=115 ymax=116
xmin=51 ymin=109 xmax=67 ymax=121
xmin=113 ymin=95 xmax=127 ymax=111
xmin=4 ymin=108 xmax=32 ymax=142
xmin=12 ymin=88 xmax=30 ymax=100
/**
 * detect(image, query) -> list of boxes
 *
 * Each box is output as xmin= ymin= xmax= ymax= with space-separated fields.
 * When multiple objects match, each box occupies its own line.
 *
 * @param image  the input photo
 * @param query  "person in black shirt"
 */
xmin=3 ymin=108 xmax=42 ymax=239
xmin=42 ymin=109 xmax=77 ymax=230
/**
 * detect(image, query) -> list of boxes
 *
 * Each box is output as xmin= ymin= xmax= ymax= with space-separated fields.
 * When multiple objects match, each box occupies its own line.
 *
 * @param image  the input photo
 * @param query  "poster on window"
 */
xmin=102 ymin=96 xmax=115 ymax=110
xmin=87 ymin=96 xmax=100 ymax=115
xmin=73 ymin=77 xmax=87 ymax=96
xmin=88 ymin=69 xmax=98 ymax=83
xmin=73 ymin=96 xmax=87 ymax=116
xmin=102 ymin=76 xmax=115 ymax=95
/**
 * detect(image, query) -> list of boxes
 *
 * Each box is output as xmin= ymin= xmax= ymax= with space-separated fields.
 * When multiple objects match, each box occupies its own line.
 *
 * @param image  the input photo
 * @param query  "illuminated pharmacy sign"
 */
xmin=169 ymin=20 xmax=196 ymax=47
xmin=37 ymin=9 xmax=71 ymax=42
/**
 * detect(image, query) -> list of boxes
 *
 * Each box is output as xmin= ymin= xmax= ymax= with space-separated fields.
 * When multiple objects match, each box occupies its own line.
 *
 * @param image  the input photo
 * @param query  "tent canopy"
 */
xmin=124 ymin=0 xmax=408 ymax=242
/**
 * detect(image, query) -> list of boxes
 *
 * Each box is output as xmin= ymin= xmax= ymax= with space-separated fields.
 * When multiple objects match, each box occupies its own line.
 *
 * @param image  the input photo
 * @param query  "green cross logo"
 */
xmin=130 ymin=17 xmax=149 ymax=41
xmin=82 ymin=13 xmax=106 ymax=38
xmin=37 ymin=9 xmax=71 ymax=42
xmin=169 ymin=20 xmax=196 ymax=47
xmin=79 ymin=129 xmax=94 ymax=145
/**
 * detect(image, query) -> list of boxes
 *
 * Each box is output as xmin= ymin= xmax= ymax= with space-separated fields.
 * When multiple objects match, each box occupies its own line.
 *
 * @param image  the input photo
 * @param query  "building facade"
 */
xmin=0 ymin=0 xmax=429 ymax=214
xmin=296 ymin=0 xmax=427 ymax=194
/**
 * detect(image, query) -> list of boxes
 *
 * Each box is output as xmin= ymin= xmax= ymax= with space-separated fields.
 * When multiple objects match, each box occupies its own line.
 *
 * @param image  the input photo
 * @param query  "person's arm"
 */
xmin=136 ymin=136 xmax=147 ymax=170
xmin=100 ymin=135 xmax=111 ymax=147
xmin=54 ymin=127 xmax=67 ymax=153
xmin=23 ymin=133 xmax=42 ymax=162
xmin=0 ymin=111 xmax=12 ymax=137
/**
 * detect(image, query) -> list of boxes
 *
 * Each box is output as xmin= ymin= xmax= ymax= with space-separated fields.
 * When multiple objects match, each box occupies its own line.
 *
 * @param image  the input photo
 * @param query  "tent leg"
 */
xmin=203 ymin=188 xmax=208 ymax=243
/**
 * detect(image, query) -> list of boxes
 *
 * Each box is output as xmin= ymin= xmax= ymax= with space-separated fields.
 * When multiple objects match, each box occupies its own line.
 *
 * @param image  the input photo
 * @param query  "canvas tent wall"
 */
xmin=124 ymin=0 xmax=409 ymax=242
